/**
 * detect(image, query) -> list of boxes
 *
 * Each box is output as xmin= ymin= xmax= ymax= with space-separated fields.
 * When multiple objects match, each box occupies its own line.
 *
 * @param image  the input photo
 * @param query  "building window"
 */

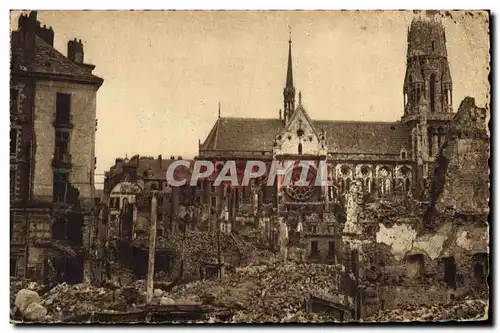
xmin=210 ymin=182 xmax=216 ymax=194
xmin=10 ymin=212 xmax=14 ymax=242
xmin=406 ymin=254 xmax=425 ymax=278
xmin=55 ymin=131 xmax=70 ymax=160
xmin=328 ymin=241 xmax=335 ymax=258
xmin=210 ymin=196 xmax=217 ymax=208
xmin=10 ymin=89 xmax=18 ymax=113
xmin=53 ymin=172 xmax=69 ymax=203
xmin=401 ymin=149 xmax=407 ymax=159
xmin=10 ymin=128 xmax=17 ymax=156
xmin=431 ymin=41 xmax=435 ymax=52
xmin=196 ymin=196 xmax=202 ymax=203
xmin=10 ymin=169 xmax=16 ymax=199
xmin=429 ymin=74 xmax=437 ymax=113
xmin=473 ymin=253 xmax=489 ymax=281
xmin=310 ymin=241 xmax=319 ymax=257
xmin=298 ymin=143 xmax=303 ymax=155
xmin=10 ymin=258 xmax=17 ymax=277
xmin=56 ymin=93 xmax=71 ymax=124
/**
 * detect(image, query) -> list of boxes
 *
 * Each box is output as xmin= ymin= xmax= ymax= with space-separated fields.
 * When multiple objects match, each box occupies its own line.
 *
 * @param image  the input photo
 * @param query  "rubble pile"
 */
xmin=170 ymin=260 xmax=352 ymax=322
xmin=362 ymin=197 xmax=424 ymax=222
xmin=365 ymin=299 xmax=488 ymax=322
xmin=146 ymin=230 xmax=270 ymax=278
xmin=39 ymin=283 xmax=124 ymax=321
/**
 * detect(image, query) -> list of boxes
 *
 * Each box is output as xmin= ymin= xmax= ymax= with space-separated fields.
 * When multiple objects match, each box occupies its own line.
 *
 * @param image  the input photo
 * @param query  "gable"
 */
xmin=274 ymin=105 xmax=327 ymax=156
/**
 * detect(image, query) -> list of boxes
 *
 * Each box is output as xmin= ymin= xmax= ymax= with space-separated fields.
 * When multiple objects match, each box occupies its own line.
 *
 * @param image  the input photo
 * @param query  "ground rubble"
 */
xmin=364 ymin=298 xmax=488 ymax=322
xmin=169 ymin=258 xmax=352 ymax=323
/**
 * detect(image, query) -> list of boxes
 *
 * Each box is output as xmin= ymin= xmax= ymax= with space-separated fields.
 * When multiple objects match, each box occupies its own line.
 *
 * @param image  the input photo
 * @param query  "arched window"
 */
xmin=298 ymin=143 xmax=303 ymax=155
xmin=430 ymin=73 xmax=437 ymax=113
xmin=378 ymin=167 xmax=391 ymax=196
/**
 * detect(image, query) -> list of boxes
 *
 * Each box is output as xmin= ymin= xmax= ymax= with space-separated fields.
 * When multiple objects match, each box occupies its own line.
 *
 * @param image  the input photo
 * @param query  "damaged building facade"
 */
xmin=196 ymin=13 xmax=489 ymax=317
xmin=198 ymin=16 xmax=460 ymax=259
xmin=10 ymin=11 xmax=104 ymax=284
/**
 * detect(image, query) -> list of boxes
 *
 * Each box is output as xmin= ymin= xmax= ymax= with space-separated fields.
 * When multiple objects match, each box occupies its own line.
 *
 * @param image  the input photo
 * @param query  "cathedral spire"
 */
xmin=283 ymin=27 xmax=296 ymax=124
xmin=286 ymin=28 xmax=294 ymax=89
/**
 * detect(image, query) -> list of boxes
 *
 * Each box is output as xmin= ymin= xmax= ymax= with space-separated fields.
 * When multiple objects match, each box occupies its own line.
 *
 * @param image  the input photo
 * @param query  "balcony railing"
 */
xmin=52 ymin=152 xmax=72 ymax=168
xmin=53 ymin=115 xmax=74 ymax=129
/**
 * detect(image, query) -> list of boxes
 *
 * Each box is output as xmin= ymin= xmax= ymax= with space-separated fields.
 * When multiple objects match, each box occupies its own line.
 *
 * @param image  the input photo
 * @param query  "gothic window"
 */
xmin=428 ymin=127 xmax=435 ymax=157
xmin=430 ymin=74 xmax=437 ymax=113
xmin=431 ymin=41 xmax=435 ymax=52
xmin=401 ymin=149 xmax=407 ymax=159
xmin=298 ymin=142 xmax=303 ymax=155
xmin=378 ymin=167 xmax=392 ymax=196
xmin=437 ymin=126 xmax=444 ymax=150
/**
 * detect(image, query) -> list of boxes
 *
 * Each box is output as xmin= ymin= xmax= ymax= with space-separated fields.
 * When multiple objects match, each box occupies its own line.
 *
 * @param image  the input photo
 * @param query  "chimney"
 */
xmin=18 ymin=11 xmax=38 ymax=60
xmin=68 ymin=38 xmax=84 ymax=63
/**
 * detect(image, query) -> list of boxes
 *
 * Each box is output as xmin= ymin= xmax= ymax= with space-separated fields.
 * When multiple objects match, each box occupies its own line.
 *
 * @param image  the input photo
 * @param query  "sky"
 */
xmin=10 ymin=10 xmax=490 ymax=188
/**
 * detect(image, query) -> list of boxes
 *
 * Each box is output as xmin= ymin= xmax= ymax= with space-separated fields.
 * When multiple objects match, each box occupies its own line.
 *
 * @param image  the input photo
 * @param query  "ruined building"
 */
xmin=196 ymin=15 xmax=461 ymax=262
xmin=10 ymin=11 xmax=104 ymax=283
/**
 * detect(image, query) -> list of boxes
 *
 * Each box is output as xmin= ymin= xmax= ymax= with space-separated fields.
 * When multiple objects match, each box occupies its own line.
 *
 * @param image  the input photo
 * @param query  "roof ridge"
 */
xmin=220 ymin=116 xmax=281 ymax=121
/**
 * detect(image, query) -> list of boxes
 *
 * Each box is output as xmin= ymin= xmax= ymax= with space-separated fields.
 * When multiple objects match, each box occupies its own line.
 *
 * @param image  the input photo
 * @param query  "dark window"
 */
xmin=157 ymin=196 xmax=164 ymax=207
xmin=443 ymin=257 xmax=457 ymax=289
xmin=55 ymin=131 xmax=70 ymax=160
xmin=53 ymin=172 xmax=69 ymax=203
xmin=10 ymin=258 xmax=16 ymax=277
xmin=473 ymin=253 xmax=489 ymax=281
xmin=328 ymin=241 xmax=335 ymax=258
xmin=211 ymin=196 xmax=217 ymax=208
xmin=10 ymin=169 xmax=16 ymax=199
xmin=310 ymin=241 xmax=319 ymax=257
xmin=298 ymin=143 xmax=303 ymax=155
xmin=431 ymin=41 xmax=435 ymax=52
xmin=10 ymin=212 xmax=14 ymax=242
xmin=196 ymin=196 xmax=202 ymax=203
xmin=430 ymin=74 xmax=437 ymax=113
xmin=56 ymin=93 xmax=71 ymax=124
xmin=10 ymin=89 xmax=18 ymax=113
xmin=10 ymin=128 xmax=17 ymax=156
xmin=401 ymin=150 xmax=407 ymax=159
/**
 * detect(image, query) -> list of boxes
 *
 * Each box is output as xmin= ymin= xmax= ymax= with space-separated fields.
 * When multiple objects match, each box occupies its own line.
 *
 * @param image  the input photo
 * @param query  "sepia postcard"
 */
xmin=9 ymin=9 xmax=490 ymax=324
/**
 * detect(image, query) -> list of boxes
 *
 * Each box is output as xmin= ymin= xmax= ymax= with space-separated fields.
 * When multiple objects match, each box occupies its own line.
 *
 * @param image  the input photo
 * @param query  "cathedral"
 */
xmin=197 ymin=15 xmax=457 ymax=234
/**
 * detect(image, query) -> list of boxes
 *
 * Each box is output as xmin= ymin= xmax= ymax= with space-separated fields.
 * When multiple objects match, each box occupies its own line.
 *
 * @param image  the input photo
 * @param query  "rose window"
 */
xmin=284 ymin=165 xmax=317 ymax=201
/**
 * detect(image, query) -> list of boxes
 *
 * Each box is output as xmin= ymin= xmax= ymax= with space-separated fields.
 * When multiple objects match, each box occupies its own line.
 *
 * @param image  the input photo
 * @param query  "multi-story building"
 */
xmin=10 ymin=11 xmax=104 ymax=283
xmin=197 ymin=15 xmax=460 ymax=261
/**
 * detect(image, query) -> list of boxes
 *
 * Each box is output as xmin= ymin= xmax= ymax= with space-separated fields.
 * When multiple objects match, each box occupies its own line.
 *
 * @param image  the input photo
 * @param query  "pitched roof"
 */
xmin=314 ymin=120 xmax=412 ymax=155
xmin=200 ymin=117 xmax=284 ymax=152
xmin=10 ymin=31 xmax=103 ymax=85
xmin=200 ymin=117 xmax=412 ymax=156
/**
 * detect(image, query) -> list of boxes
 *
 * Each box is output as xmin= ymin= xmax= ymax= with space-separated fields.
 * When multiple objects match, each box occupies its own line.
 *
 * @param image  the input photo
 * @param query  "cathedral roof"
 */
xmin=10 ymin=30 xmax=104 ymax=85
xmin=199 ymin=117 xmax=412 ymax=156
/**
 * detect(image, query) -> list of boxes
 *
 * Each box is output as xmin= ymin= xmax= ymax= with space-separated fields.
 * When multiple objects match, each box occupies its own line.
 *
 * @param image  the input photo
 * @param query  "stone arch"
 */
xmin=376 ymin=165 xmax=392 ymax=196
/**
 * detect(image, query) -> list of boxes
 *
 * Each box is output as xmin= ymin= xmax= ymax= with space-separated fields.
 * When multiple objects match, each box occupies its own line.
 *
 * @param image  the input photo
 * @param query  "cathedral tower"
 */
xmin=403 ymin=14 xmax=453 ymax=116
xmin=402 ymin=13 xmax=455 ymax=189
